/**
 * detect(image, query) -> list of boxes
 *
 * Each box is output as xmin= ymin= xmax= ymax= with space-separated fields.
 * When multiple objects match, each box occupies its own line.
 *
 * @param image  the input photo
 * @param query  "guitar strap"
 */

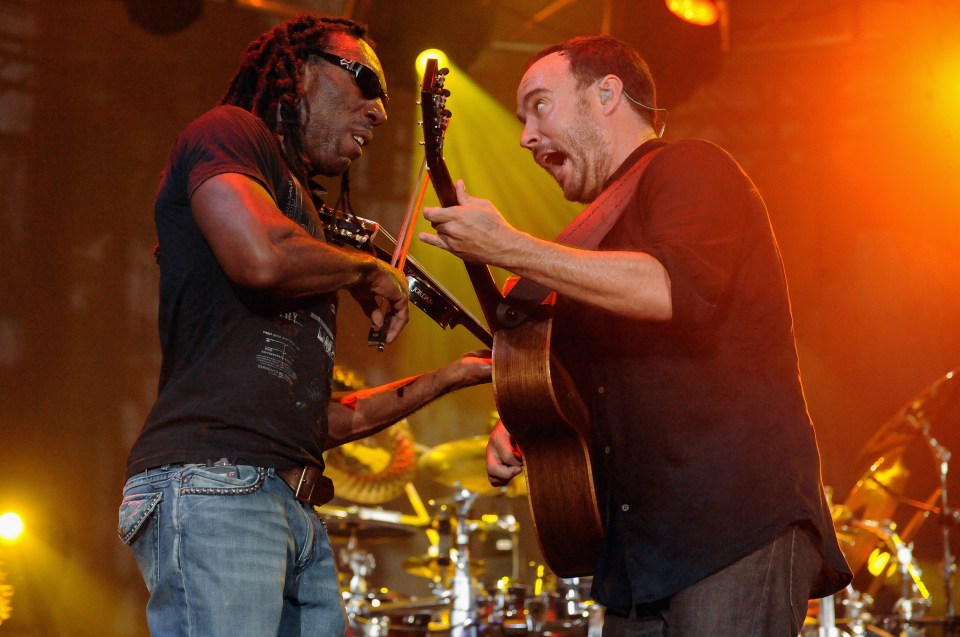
xmin=496 ymin=144 xmax=665 ymax=328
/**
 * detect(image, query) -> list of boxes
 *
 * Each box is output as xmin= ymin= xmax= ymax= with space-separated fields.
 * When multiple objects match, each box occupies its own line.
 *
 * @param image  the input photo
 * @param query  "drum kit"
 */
xmin=808 ymin=368 xmax=960 ymax=637
xmin=320 ymin=432 xmax=601 ymax=637
xmin=324 ymin=367 xmax=960 ymax=637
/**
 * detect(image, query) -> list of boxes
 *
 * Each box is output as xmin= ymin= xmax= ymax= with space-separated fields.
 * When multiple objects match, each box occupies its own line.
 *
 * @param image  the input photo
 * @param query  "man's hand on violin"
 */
xmin=420 ymin=179 xmax=519 ymax=267
xmin=350 ymin=260 xmax=409 ymax=344
xmin=487 ymin=420 xmax=523 ymax=487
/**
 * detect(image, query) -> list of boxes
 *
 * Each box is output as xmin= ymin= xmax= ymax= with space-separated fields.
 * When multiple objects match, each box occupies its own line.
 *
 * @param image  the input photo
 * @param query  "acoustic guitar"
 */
xmin=419 ymin=59 xmax=605 ymax=577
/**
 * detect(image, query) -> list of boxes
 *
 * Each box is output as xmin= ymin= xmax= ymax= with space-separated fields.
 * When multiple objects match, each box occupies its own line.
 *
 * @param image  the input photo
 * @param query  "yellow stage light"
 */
xmin=0 ymin=513 xmax=24 ymax=543
xmin=416 ymin=48 xmax=449 ymax=76
xmin=666 ymin=0 xmax=720 ymax=26
xmin=866 ymin=548 xmax=893 ymax=577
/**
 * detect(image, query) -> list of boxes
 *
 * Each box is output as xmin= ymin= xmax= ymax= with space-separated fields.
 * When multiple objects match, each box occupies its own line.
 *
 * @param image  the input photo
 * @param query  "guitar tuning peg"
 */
xmin=439 ymin=88 xmax=451 ymax=97
xmin=442 ymin=109 xmax=452 ymax=118
xmin=439 ymin=67 xmax=450 ymax=75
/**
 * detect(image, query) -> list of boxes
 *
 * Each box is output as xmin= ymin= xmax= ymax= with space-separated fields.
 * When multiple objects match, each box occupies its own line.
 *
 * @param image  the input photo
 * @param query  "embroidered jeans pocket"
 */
xmin=117 ymin=491 xmax=162 ymax=545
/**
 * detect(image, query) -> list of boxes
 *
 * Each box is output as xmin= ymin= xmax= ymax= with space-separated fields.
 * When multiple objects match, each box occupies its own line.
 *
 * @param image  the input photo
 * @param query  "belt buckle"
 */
xmin=291 ymin=466 xmax=310 ymax=501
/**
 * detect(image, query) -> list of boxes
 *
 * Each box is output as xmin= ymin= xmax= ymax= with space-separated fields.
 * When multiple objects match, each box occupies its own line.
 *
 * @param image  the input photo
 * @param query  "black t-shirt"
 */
xmin=552 ymin=139 xmax=851 ymax=610
xmin=126 ymin=106 xmax=338 ymax=478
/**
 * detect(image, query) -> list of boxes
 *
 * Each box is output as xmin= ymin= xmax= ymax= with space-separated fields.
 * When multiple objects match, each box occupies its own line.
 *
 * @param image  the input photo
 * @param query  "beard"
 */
xmin=557 ymin=95 xmax=611 ymax=203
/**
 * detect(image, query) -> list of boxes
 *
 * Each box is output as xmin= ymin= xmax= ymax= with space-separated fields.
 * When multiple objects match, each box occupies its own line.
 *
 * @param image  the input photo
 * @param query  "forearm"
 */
xmin=258 ymin=225 xmax=381 ymax=298
xmin=192 ymin=172 xmax=383 ymax=297
xmin=325 ymin=358 xmax=489 ymax=449
xmin=420 ymin=181 xmax=672 ymax=321
xmin=498 ymin=232 xmax=673 ymax=321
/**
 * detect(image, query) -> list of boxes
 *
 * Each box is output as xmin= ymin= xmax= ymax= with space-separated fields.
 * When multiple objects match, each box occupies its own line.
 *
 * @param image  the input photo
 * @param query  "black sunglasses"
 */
xmin=312 ymin=51 xmax=388 ymax=103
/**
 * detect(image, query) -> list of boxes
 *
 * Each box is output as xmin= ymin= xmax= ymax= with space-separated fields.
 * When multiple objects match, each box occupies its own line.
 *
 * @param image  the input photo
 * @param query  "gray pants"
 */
xmin=602 ymin=523 xmax=821 ymax=637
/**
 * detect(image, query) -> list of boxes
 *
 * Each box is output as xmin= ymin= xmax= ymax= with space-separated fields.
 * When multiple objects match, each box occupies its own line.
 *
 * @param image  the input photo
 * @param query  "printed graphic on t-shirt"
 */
xmin=257 ymin=329 xmax=299 ymax=384
xmin=312 ymin=309 xmax=335 ymax=360
xmin=257 ymin=309 xmax=335 ymax=383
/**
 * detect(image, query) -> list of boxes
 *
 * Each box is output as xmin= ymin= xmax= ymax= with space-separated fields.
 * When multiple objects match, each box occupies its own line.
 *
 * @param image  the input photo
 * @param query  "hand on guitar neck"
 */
xmin=420 ymin=179 xmax=522 ymax=271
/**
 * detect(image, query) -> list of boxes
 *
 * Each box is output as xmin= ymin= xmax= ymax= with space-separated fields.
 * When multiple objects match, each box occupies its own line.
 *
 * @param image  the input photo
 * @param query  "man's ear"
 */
xmin=597 ymin=74 xmax=623 ymax=107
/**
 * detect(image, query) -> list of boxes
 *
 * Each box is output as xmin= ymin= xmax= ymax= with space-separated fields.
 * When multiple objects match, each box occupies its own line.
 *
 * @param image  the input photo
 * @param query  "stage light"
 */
xmin=416 ymin=49 xmax=449 ymax=77
xmin=665 ymin=0 xmax=720 ymax=27
xmin=866 ymin=547 xmax=893 ymax=577
xmin=0 ymin=513 xmax=24 ymax=543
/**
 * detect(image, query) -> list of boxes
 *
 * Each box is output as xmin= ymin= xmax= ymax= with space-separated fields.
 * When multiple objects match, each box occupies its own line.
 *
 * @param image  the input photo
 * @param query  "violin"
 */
xmin=316 ymin=202 xmax=492 ymax=348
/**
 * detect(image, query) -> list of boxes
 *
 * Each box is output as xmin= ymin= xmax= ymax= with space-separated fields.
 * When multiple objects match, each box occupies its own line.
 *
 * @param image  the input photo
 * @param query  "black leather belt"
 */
xmin=275 ymin=465 xmax=335 ymax=507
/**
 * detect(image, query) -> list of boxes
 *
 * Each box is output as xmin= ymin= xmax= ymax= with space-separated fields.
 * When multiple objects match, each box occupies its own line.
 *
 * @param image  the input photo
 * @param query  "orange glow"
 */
xmin=666 ymin=0 xmax=720 ymax=26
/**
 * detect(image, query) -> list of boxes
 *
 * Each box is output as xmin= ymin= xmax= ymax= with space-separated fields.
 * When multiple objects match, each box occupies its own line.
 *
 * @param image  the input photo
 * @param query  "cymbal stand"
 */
xmin=907 ymin=412 xmax=957 ymax=623
xmin=891 ymin=534 xmax=930 ymax=637
xmin=818 ymin=592 xmax=840 ymax=637
xmin=449 ymin=488 xmax=479 ymax=637
xmin=934 ymin=439 xmax=957 ymax=624
xmin=340 ymin=524 xmax=376 ymax=619
xmin=841 ymin=585 xmax=873 ymax=637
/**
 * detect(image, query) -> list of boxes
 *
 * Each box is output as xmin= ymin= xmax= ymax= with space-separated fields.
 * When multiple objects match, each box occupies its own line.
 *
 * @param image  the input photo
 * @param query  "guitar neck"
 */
xmin=427 ymin=159 xmax=504 ymax=332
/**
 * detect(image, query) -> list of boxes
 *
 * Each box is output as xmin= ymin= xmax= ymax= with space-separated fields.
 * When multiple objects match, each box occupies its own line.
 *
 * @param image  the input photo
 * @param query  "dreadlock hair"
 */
xmin=220 ymin=15 xmax=370 ymax=185
xmin=528 ymin=35 xmax=659 ymax=131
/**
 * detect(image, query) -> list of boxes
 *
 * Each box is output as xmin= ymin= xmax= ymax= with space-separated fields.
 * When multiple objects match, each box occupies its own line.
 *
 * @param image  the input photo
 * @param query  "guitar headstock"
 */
xmin=419 ymin=58 xmax=451 ymax=171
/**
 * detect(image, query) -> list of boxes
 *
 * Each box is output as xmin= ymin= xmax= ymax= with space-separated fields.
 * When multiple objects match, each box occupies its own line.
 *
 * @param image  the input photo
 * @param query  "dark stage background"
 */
xmin=1 ymin=0 xmax=959 ymax=634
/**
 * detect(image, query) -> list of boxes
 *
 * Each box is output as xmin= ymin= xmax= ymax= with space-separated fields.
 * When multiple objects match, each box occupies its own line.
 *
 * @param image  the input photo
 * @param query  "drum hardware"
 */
xmin=484 ymin=578 xmax=531 ymax=635
xmin=317 ymin=503 xmax=427 ymax=630
xmin=446 ymin=488 xmax=481 ymax=637
xmin=832 ymin=368 xmax=960 ymax=635
xmin=817 ymin=591 xmax=840 ymax=637
xmin=403 ymin=553 xmax=486 ymax=581
xmin=342 ymin=539 xmax=377 ymax=617
xmin=331 ymin=514 xmax=395 ymax=622
xmin=840 ymin=586 xmax=875 ymax=637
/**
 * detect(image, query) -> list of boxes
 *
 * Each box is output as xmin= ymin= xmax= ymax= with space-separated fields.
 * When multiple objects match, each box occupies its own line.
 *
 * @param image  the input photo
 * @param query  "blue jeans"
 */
xmin=602 ymin=524 xmax=821 ymax=637
xmin=118 ymin=464 xmax=345 ymax=637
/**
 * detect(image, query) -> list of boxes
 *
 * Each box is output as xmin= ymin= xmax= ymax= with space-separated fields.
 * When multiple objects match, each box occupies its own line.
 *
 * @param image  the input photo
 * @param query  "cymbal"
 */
xmin=835 ymin=456 xmax=908 ymax=576
xmin=325 ymin=519 xmax=415 ymax=542
xmin=317 ymin=504 xmax=422 ymax=543
xmin=418 ymin=436 xmax=527 ymax=497
xmin=855 ymin=368 xmax=960 ymax=470
xmin=843 ymin=456 xmax=909 ymax=524
xmin=402 ymin=553 xmax=484 ymax=579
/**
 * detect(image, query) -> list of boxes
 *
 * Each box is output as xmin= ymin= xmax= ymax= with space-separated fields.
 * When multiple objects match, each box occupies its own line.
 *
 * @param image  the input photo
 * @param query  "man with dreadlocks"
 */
xmin=118 ymin=14 xmax=491 ymax=636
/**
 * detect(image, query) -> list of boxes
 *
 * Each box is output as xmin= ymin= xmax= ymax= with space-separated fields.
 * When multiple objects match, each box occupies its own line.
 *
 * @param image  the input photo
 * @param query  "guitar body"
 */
xmin=492 ymin=309 xmax=604 ymax=577
xmin=419 ymin=60 xmax=604 ymax=577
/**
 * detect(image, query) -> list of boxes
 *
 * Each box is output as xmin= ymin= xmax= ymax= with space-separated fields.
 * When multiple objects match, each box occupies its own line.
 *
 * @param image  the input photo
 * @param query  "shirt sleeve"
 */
xmin=169 ymin=105 xmax=284 ymax=202
xmin=631 ymin=139 xmax=760 ymax=326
